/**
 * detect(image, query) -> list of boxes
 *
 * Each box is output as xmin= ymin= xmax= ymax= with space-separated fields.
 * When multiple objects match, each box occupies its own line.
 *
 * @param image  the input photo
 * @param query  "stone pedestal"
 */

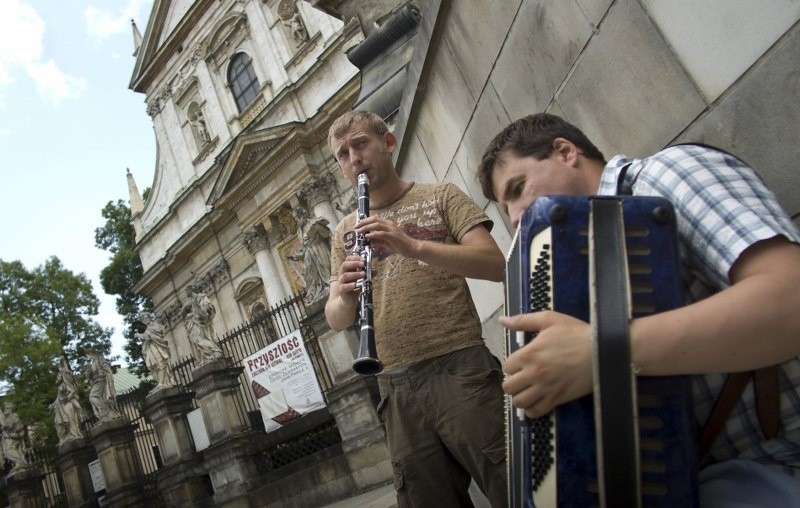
xmin=325 ymin=376 xmax=385 ymax=453
xmin=55 ymin=438 xmax=98 ymax=508
xmin=4 ymin=468 xmax=45 ymax=508
xmin=90 ymin=418 xmax=145 ymax=507
xmin=141 ymin=386 xmax=195 ymax=466
xmin=141 ymin=386 xmax=213 ymax=507
xmin=190 ymin=358 xmax=247 ymax=442
xmin=304 ymin=292 xmax=393 ymax=491
xmin=191 ymin=358 xmax=260 ymax=507
xmin=303 ymin=303 xmax=357 ymax=385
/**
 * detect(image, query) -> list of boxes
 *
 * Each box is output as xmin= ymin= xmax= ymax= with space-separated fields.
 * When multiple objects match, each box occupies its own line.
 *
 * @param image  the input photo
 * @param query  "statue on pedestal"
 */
xmin=189 ymin=106 xmax=211 ymax=145
xmin=85 ymin=349 xmax=121 ymax=422
xmin=135 ymin=312 xmax=176 ymax=390
xmin=288 ymin=206 xmax=331 ymax=304
xmin=50 ymin=357 xmax=85 ymax=445
xmin=2 ymin=404 xmax=29 ymax=476
xmin=184 ymin=286 xmax=223 ymax=365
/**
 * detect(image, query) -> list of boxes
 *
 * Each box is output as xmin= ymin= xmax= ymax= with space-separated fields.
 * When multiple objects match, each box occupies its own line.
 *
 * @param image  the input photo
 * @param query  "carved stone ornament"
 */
xmin=298 ymin=175 xmax=334 ymax=208
xmin=272 ymin=206 xmax=297 ymax=241
xmin=276 ymin=0 xmax=309 ymax=45
xmin=195 ymin=259 xmax=230 ymax=295
xmin=243 ymin=223 xmax=271 ymax=253
xmin=147 ymin=98 xmax=161 ymax=118
xmin=159 ymin=300 xmax=185 ymax=330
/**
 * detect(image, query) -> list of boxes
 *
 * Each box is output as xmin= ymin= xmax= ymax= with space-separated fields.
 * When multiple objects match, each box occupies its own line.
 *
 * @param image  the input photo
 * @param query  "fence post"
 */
xmin=55 ymin=439 xmax=98 ymax=507
xmin=189 ymin=357 xmax=259 ymax=506
xmin=88 ymin=418 xmax=146 ymax=506
xmin=141 ymin=386 xmax=213 ymax=506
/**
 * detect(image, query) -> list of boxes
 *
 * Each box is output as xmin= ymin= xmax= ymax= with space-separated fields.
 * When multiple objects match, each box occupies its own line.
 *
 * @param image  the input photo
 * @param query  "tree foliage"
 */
xmin=0 ymin=257 xmax=113 ymax=446
xmin=95 ymin=197 xmax=152 ymax=377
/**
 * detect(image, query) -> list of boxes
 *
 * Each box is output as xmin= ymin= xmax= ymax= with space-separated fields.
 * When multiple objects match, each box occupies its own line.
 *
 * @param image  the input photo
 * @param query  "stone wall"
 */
xmin=391 ymin=0 xmax=800 ymax=354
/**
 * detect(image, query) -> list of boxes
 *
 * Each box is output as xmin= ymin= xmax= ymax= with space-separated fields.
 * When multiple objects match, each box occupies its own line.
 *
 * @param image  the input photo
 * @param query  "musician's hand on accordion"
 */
xmin=501 ymin=310 xmax=594 ymax=418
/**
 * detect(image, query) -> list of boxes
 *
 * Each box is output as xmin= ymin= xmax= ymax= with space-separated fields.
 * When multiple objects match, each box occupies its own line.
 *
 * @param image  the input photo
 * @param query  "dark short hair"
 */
xmin=328 ymin=110 xmax=389 ymax=153
xmin=478 ymin=113 xmax=606 ymax=201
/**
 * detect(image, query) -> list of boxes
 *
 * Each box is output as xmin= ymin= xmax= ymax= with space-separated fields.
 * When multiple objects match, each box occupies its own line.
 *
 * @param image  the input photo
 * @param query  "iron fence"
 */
xmin=116 ymin=384 xmax=163 ymax=477
xmin=169 ymin=292 xmax=333 ymax=434
xmin=164 ymin=291 xmax=342 ymax=478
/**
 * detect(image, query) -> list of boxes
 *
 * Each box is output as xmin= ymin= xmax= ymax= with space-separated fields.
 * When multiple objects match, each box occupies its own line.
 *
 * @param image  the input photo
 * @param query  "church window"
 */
xmin=228 ymin=52 xmax=260 ymax=112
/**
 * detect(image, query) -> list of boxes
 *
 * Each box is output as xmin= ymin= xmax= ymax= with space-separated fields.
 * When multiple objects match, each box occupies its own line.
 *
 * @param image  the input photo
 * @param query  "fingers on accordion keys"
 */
xmin=516 ymin=330 xmax=525 ymax=348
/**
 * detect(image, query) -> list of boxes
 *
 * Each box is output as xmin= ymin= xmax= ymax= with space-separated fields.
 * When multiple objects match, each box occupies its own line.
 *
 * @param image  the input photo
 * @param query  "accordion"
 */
xmin=505 ymin=195 xmax=698 ymax=507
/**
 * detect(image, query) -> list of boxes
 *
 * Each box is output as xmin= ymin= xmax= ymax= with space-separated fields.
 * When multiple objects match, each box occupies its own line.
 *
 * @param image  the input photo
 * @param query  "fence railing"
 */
xmin=1 ymin=292 xmax=338 ymax=506
xmin=169 ymin=291 xmax=334 ymax=434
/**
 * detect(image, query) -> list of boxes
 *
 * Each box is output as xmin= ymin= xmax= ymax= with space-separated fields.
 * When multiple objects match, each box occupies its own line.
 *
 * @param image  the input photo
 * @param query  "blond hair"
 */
xmin=328 ymin=110 xmax=389 ymax=153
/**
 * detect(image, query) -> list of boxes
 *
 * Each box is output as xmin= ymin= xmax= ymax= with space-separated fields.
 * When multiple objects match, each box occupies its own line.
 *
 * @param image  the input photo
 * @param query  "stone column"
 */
xmin=89 ymin=418 xmax=145 ymax=507
xmin=190 ymin=358 xmax=259 ymax=507
xmin=140 ymin=386 xmax=212 ymax=507
xmin=242 ymin=223 xmax=289 ymax=302
xmin=55 ymin=438 xmax=98 ymax=508
xmin=4 ymin=468 xmax=46 ymax=508
xmin=299 ymin=174 xmax=339 ymax=229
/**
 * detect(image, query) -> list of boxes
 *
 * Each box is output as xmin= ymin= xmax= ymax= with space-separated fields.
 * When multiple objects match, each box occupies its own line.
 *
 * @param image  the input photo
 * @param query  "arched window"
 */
xmin=228 ymin=52 xmax=260 ymax=112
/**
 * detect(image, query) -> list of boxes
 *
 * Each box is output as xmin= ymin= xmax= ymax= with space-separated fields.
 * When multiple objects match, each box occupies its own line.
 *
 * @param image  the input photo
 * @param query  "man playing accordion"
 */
xmin=479 ymin=113 xmax=800 ymax=506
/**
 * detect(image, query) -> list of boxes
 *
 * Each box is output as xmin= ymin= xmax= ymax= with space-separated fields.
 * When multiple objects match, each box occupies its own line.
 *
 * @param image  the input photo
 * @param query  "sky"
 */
xmin=0 ymin=0 xmax=157 ymax=364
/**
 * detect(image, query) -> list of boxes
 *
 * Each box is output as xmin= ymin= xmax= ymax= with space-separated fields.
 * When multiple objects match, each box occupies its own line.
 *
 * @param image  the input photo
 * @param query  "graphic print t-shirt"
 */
xmin=330 ymin=182 xmax=492 ymax=370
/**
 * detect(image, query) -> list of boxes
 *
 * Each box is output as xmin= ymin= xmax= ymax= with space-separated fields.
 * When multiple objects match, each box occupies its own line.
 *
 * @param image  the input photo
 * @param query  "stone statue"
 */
xmin=85 ymin=349 xmax=121 ymax=422
xmin=50 ymin=357 xmax=85 ymax=445
xmin=189 ymin=106 xmax=211 ymax=145
xmin=288 ymin=206 xmax=331 ymax=304
xmin=2 ymin=404 xmax=28 ymax=476
xmin=135 ymin=312 xmax=176 ymax=390
xmin=184 ymin=286 xmax=223 ymax=364
xmin=277 ymin=0 xmax=309 ymax=45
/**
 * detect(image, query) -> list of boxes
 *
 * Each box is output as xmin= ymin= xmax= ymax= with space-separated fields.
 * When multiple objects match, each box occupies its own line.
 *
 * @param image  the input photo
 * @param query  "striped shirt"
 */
xmin=597 ymin=144 xmax=800 ymax=476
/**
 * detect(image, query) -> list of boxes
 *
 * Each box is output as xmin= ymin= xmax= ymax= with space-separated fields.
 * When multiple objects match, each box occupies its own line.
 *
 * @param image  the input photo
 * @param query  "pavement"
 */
xmin=317 ymin=480 xmax=492 ymax=508
xmin=318 ymin=483 xmax=397 ymax=508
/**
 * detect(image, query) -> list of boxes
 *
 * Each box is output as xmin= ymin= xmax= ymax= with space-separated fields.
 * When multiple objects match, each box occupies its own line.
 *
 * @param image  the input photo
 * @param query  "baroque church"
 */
xmin=122 ymin=0 xmax=401 ymax=506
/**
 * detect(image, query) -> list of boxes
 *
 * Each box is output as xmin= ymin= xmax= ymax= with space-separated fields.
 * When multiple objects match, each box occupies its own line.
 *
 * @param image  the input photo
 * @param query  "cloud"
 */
xmin=86 ymin=0 xmax=153 ymax=39
xmin=0 ymin=0 xmax=45 ymax=83
xmin=26 ymin=61 xmax=87 ymax=106
xmin=0 ymin=0 xmax=86 ymax=107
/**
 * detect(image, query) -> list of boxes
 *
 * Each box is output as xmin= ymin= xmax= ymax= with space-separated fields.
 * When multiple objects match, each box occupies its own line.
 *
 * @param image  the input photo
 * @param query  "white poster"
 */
xmin=88 ymin=459 xmax=106 ymax=493
xmin=243 ymin=329 xmax=326 ymax=432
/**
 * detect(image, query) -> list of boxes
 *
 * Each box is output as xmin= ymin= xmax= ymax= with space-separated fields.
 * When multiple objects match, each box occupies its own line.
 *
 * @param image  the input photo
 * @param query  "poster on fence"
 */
xmin=243 ymin=329 xmax=326 ymax=432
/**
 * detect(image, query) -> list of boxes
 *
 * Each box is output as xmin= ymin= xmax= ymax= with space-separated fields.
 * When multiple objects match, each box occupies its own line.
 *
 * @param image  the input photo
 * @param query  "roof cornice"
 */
xmin=130 ymin=0 xmax=217 ymax=93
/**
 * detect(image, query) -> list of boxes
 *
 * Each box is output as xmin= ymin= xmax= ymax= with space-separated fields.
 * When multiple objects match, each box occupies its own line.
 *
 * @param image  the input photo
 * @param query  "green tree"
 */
xmin=0 ymin=257 xmax=113 ymax=447
xmin=95 ymin=198 xmax=152 ymax=377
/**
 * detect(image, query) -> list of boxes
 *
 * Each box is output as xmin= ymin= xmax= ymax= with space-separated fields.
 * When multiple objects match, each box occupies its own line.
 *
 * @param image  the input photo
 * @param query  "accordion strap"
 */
xmin=698 ymin=366 xmax=780 ymax=460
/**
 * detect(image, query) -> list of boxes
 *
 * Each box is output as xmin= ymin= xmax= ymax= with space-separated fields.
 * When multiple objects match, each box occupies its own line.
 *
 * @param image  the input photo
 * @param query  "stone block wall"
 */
xmin=395 ymin=0 xmax=800 ymax=353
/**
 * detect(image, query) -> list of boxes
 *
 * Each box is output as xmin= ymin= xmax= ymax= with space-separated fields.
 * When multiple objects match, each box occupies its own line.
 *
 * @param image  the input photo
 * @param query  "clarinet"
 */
xmin=351 ymin=172 xmax=383 ymax=375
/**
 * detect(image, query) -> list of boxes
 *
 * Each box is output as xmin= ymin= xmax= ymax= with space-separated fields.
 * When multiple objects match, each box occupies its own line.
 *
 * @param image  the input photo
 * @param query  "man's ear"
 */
xmin=552 ymin=137 xmax=579 ymax=166
xmin=383 ymin=130 xmax=398 ymax=154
